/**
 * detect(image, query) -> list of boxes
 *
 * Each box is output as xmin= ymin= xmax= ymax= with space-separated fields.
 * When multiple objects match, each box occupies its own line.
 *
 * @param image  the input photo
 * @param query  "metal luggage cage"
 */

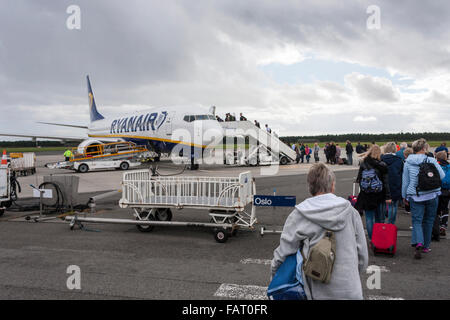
xmin=116 ymin=169 xmax=257 ymax=242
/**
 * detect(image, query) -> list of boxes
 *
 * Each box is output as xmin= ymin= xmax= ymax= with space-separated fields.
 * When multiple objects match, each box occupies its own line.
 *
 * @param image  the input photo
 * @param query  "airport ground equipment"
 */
xmin=9 ymin=152 xmax=36 ymax=176
xmin=37 ymin=175 xmax=80 ymax=213
xmin=46 ymin=141 xmax=148 ymax=172
xmin=66 ymin=170 xmax=257 ymax=243
xmin=220 ymin=121 xmax=297 ymax=166
xmin=0 ymin=163 xmax=11 ymax=216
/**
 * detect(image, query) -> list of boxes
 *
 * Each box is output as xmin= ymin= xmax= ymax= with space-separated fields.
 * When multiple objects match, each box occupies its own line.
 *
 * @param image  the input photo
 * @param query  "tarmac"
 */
xmin=0 ymin=153 xmax=448 ymax=300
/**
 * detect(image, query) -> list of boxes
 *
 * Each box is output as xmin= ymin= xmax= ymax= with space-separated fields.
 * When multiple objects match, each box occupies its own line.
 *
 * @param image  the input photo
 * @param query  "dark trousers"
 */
xmin=433 ymin=194 xmax=449 ymax=236
xmin=65 ymin=157 xmax=70 ymax=161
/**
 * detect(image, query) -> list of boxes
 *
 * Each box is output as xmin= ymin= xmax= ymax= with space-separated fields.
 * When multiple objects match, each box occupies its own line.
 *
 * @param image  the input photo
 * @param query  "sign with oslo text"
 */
xmin=253 ymin=195 xmax=296 ymax=207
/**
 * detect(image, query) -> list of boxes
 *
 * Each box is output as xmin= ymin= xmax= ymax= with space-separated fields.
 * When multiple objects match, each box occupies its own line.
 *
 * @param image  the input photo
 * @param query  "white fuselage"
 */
xmin=87 ymin=106 xmax=223 ymax=153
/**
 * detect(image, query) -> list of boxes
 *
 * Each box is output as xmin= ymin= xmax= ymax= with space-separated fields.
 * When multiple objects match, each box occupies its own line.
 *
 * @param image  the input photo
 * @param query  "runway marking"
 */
xmin=367 ymin=295 xmax=404 ymax=300
xmin=366 ymin=265 xmax=390 ymax=273
xmin=240 ymin=258 xmax=272 ymax=265
xmin=214 ymin=283 xmax=268 ymax=300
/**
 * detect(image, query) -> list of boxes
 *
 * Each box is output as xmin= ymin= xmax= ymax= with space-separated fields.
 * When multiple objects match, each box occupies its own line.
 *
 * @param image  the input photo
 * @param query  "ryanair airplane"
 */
xmin=0 ymin=76 xmax=224 ymax=159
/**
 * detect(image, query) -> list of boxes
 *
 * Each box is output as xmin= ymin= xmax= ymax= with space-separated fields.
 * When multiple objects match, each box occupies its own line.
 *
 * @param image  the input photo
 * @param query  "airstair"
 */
xmin=220 ymin=121 xmax=297 ymax=165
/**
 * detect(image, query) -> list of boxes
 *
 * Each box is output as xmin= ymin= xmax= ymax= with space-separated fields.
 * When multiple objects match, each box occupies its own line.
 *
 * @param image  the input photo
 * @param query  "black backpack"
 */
xmin=417 ymin=158 xmax=442 ymax=195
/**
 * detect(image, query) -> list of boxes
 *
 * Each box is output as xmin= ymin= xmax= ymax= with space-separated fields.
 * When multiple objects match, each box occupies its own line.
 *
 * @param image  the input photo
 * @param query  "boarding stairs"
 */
xmin=220 ymin=121 xmax=297 ymax=165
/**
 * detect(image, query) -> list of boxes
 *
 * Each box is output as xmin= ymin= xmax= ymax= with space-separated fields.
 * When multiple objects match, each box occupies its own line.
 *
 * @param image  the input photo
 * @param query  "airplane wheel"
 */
xmin=155 ymin=208 xmax=172 ymax=221
xmin=136 ymin=214 xmax=155 ymax=232
xmin=78 ymin=164 xmax=89 ymax=173
xmin=213 ymin=228 xmax=229 ymax=243
xmin=120 ymin=161 xmax=130 ymax=170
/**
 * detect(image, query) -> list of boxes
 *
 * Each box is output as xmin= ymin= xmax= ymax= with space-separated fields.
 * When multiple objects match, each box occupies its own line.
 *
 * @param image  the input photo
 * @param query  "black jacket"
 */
xmin=356 ymin=156 xmax=391 ymax=210
xmin=346 ymin=143 xmax=354 ymax=154
xmin=380 ymin=153 xmax=404 ymax=201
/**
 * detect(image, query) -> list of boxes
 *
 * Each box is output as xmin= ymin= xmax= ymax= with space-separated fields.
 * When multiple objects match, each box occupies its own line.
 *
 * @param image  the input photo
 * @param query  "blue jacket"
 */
xmin=402 ymin=154 xmax=445 ymax=199
xmin=381 ymin=153 xmax=403 ymax=201
xmin=395 ymin=148 xmax=405 ymax=161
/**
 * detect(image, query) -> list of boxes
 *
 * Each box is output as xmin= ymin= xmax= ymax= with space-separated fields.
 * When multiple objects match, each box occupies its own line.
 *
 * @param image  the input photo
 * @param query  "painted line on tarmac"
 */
xmin=240 ymin=258 xmax=272 ymax=265
xmin=366 ymin=265 xmax=390 ymax=273
xmin=214 ymin=284 xmax=268 ymax=300
xmin=367 ymin=295 xmax=404 ymax=300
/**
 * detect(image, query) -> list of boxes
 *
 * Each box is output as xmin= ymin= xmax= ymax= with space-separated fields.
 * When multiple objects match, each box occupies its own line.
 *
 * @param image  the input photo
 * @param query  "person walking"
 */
xmin=270 ymin=163 xmax=368 ymax=300
xmin=295 ymin=144 xmax=301 ymax=164
xmin=402 ymin=139 xmax=445 ymax=259
xmin=324 ymin=143 xmax=330 ymax=164
xmin=380 ymin=142 xmax=403 ymax=224
xmin=434 ymin=142 xmax=448 ymax=158
xmin=305 ymin=145 xmax=311 ymax=163
xmin=328 ymin=142 xmax=337 ymax=165
xmin=346 ymin=141 xmax=354 ymax=165
xmin=396 ymin=142 xmax=408 ymax=161
xmin=355 ymin=145 xmax=392 ymax=240
xmin=433 ymin=151 xmax=450 ymax=239
xmin=314 ymin=143 xmax=320 ymax=163
xmin=300 ymin=143 xmax=306 ymax=163
xmin=335 ymin=144 xmax=341 ymax=164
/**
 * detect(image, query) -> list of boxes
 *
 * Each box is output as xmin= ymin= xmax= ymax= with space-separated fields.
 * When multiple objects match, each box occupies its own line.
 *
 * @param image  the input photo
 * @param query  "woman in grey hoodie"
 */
xmin=271 ymin=163 xmax=368 ymax=300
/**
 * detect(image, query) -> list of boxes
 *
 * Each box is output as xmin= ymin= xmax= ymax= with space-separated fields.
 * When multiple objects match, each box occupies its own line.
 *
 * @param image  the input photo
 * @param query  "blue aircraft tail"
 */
xmin=87 ymin=75 xmax=105 ymax=122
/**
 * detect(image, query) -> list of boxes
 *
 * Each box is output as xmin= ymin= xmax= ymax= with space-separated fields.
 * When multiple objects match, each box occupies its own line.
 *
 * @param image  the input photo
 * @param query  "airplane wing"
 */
xmin=0 ymin=132 xmax=86 ymax=141
xmin=36 ymin=122 xmax=88 ymax=129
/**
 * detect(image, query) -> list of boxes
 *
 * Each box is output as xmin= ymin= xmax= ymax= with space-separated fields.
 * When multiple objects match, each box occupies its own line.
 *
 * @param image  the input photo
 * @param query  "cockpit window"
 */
xmin=183 ymin=114 xmax=216 ymax=122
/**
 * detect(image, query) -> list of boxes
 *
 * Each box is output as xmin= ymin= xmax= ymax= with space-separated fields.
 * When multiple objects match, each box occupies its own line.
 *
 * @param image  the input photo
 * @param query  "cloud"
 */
xmin=0 ymin=1 xmax=449 ymax=138
xmin=345 ymin=73 xmax=400 ymax=102
xmin=353 ymin=116 xmax=377 ymax=122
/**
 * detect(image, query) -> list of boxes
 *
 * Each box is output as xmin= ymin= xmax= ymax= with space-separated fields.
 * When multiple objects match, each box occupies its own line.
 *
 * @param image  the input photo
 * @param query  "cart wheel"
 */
xmin=213 ymin=228 xmax=229 ymax=243
xmin=78 ymin=164 xmax=89 ymax=173
xmin=120 ymin=161 xmax=130 ymax=170
xmin=136 ymin=214 xmax=155 ymax=232
xmin=155 ymin=208 xmax=172 ymax=221
xmin=280 ymin=156 xmax=288 ymax=165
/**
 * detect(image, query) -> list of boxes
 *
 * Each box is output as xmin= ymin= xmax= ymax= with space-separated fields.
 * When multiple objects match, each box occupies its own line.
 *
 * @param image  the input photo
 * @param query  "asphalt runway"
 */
xmin=0 ymin=162 xmax=449 ymax=300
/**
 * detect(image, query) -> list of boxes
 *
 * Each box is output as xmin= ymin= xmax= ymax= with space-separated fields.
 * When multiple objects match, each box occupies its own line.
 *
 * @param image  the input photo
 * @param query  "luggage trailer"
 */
xmin=66 ymin=170 xmax=257 ymax=243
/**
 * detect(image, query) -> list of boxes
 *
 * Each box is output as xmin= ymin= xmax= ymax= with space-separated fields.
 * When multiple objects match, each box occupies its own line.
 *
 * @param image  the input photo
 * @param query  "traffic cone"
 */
xmin=1 ymin=150 xmax=7 ymax=167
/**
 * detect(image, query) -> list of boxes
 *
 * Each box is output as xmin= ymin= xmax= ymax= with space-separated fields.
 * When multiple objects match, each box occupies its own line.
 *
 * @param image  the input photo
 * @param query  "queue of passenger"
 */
xmin=270 ymin=140 xmax=449 ymax=299
xmin=354 ymin=139 xmax=449 ymax=259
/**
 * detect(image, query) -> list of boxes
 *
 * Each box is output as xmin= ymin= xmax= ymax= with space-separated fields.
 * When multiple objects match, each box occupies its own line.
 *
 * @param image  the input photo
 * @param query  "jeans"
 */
xmin=381 ymin=200 xmax=399 ymax=224
xmin=347 ymin=153 xmax=353 ymax=165
xmin=410 ymin=197 xmax=439 ymax=249
xmin=365 ymin=203 xmax=384 ymax=239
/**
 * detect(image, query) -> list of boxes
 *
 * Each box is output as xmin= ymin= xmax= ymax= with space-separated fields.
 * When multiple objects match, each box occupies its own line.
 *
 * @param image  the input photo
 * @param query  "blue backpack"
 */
xmin=360 ymin=168 xmax=383 ymax=193
xmin=267 ymin=249 xmax=307 ymax=300
xmin=441 ymin=164 xmax=450 ymax=190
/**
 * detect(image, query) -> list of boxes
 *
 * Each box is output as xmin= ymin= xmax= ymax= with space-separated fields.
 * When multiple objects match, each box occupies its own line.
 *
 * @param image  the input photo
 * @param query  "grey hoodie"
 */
xmin=270 ymin=193 xmax=368 ymax=300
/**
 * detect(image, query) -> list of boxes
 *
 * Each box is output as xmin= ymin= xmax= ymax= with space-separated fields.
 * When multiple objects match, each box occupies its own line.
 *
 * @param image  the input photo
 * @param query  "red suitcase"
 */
xmin=371 ymin=223 xmax=397 ymax=256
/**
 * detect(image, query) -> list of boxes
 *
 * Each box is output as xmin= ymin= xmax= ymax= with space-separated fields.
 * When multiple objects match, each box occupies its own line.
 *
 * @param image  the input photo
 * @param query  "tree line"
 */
xmin=280 ymin=132 xmax=450 ymax=145
xmin=0 ymin=140 xmax=77 ymax=147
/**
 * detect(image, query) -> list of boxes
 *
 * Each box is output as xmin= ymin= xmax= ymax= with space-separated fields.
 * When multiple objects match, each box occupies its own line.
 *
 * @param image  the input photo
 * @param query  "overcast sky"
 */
xmin=0 ymin=0 xmax=449 ymax=139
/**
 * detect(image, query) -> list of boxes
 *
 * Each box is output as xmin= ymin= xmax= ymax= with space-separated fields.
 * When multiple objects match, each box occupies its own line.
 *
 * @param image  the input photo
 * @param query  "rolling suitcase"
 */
xmin=348 ymin=183 xmax=361 ymax=214
xmin=371 ymin=222 xmax=397 ymax=256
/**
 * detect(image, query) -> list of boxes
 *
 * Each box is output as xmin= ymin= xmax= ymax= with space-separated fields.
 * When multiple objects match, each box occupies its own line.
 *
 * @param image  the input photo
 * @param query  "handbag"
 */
xmin=267 ymin=249 xmax=307 ymax=300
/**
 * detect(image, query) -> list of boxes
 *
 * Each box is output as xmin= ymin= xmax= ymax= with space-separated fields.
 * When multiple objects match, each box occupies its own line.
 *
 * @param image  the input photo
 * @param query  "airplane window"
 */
xmin=189 ymin=115 xmax=195 ymax=122
xmin=195 ymin=115 xmax=209 ymax=120
xmin=208 ymin=115 xmax=215 ymax=120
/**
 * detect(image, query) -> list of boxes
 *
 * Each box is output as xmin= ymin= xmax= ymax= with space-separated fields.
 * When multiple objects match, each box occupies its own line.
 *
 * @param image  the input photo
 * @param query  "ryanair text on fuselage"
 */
xmin=110 ymin=111 xmax=168 ymax=134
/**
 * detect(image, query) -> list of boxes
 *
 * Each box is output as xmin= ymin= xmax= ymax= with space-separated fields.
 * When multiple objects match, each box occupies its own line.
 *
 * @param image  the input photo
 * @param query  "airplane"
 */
xmin=0 ymin=76 xmax=224 ymax=163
